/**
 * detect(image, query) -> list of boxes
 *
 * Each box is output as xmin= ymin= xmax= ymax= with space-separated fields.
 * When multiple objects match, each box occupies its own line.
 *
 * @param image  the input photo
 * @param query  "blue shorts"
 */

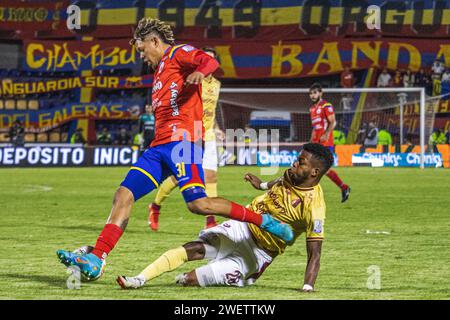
xmin=327 ymin=146 xmax=335 ymax=153
xmin=120 ymin=141 xmax=206 ymax=203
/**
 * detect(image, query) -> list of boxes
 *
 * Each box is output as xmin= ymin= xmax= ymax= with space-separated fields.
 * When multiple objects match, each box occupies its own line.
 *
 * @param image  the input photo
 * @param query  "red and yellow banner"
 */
xmin=0 ymin=1 xmax=68 ymax=35
xmin=2 ymin=1 xmax=450 ymax=40
xmin=22 ymin=38 xmax=450 ymax=79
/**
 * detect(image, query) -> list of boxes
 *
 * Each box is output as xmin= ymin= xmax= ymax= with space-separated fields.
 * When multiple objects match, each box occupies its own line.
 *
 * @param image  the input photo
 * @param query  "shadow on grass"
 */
xmin=2 ymin=273 xmax=67 ymax=289
xmin=32 ymin=223 xmax=191 ymax=237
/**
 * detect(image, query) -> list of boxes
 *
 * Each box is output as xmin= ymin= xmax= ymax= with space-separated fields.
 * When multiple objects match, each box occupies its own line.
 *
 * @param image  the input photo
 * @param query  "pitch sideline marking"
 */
xmin=23 ymin=185 xmax=53 ymax=193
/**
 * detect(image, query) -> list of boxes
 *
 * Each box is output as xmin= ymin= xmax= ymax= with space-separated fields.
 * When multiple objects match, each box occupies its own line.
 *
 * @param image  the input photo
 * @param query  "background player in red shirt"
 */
xmin=309 ymin=83 xmax=351 ymax=203
xmin=56 ymin=18 xmax=293 ymax=281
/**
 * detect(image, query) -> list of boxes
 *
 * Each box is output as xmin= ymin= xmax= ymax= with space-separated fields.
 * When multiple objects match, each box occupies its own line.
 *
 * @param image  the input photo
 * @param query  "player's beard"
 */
xmin=288 ymin=168 xmax=309 ymax=185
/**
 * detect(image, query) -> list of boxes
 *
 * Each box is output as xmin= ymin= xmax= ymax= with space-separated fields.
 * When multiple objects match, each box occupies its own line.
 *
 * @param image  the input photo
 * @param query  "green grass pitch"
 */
xmin=0 ymin=166 xmax=449 ymax=300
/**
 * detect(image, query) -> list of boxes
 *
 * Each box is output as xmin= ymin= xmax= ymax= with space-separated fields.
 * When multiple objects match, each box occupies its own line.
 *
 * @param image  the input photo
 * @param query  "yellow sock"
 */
xmin=139 ymin=246 xmax=188 ymax=281
xmin=154 ymin=176 xmax=178 ymax=206
xmin=205 ymin=182 xmax=217 ymax=197
xmin=205 ymin=183 xmax=218 ymax=223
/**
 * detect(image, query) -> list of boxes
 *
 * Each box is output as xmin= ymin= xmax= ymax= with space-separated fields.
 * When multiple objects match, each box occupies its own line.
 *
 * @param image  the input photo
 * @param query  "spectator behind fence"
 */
xmin=403 ymin=69 xmax=415 ymax=87
xmin=405 ymin=133 xmax=415 ymax=153
xmin=428 ymin=129 xmax=446 ymax=153
xmin=431 ymin=59 xmax=445 ymax=80
xmin=333 ymin=128 xmax=346 ymax=145
xmin=378 ymin=127 xmax=393 ymax=153
xmin=363 ymin=121 xmax=379 ymax=149
xmin=415 ymin=68 xmax=431 ymax=87
xmin=357 ymin=122 xmax=368 ymax=145
xmin=441 ymin=69 xmax=450 ymax=83
xmin=71 ymin=128 xmax=87 ymax=145
xmin=377 ymin=68 xmax=391 ymax=87
xmin=97 ymin=127 xmax=112 ymax=145
xmin=393 ymin=70 xmax=403 ymax=87
xmin=340 ymin=66 xmax=355 ymax=88
xmin=115 ymin=127 xmax=132 ymax=145
xmin=8 ymin=119 xmax=25 ymax=147
xmin=340 ymin=93 xmax=353 ymax=111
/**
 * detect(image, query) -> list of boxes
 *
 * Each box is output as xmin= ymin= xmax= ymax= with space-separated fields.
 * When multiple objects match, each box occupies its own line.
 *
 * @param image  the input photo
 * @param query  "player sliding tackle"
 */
xmin=56 ymin=18 xmax=293 ymax=281
xmin=117 ymin=143 xmax=332 ymax=292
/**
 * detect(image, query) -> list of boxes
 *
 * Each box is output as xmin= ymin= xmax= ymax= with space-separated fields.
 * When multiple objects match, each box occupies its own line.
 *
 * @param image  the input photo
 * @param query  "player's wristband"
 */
xmin=260 ymin=182 xmax=269 ymax=190
xmin=302 ymin=284 xmax=313 ymax=291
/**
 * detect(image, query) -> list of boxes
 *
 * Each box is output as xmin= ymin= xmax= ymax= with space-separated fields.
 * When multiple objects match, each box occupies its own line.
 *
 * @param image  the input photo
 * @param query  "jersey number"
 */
xmin=176 ymin=162 xmax=186 ymax=177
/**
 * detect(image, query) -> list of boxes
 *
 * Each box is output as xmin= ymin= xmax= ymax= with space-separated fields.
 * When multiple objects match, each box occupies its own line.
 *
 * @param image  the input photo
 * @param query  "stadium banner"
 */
xmin=0 ymin=75 xmax=152 ymax=96
xmin=0 ymin=0 xmax=68 ymax=36
xmin=352 ymin=152 xmax=443 ymax=167
xmin=218 ymin=145 xmax=338 ymax=167
xmin=22 ymin=39 xmax=137 ymax=72
xmin=0 ymin=145 xmax=139 ymax=167
xmin=219 ymin=144 xmax=449 ymax=167
xmin=22 ymin=38 xmax=450 ymax=78
xmin=0 ymin=101 xmax=141 ymax=132
xmin=3 ymin=0 xmax=450 ymax=40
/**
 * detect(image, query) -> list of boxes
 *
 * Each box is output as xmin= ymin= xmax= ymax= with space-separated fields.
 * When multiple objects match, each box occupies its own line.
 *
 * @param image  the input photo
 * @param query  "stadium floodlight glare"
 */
xmin=220 ymin=87 xmax=429 ymax=168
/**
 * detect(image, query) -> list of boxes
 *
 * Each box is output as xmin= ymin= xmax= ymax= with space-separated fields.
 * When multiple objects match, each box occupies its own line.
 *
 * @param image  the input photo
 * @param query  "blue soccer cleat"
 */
xmin=56 ymin=250 xmax=105 ymax=281
xmin=260 ymin=214 xmax=294 ymax=244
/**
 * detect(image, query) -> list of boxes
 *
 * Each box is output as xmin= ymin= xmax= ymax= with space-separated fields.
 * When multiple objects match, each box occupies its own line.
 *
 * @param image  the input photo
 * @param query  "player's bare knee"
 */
xmin=183 ymin=242 xmax=205 ymax=261
xmin=113 ymin=187 xmax=134 ymax=208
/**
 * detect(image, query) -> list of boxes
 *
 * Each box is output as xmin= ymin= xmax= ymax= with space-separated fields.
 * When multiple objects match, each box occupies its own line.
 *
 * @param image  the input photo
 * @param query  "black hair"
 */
xmin=302 ymin=143 xmax=334 ymax=174
xmin=309 ymin=82 xmax=322 ymax=92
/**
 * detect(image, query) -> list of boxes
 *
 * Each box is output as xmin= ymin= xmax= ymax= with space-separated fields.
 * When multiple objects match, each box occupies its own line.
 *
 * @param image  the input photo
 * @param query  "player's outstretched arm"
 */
xmin=301 ymin=240 xmax=322 ymax=292
xmin=244 ymin=173 xmax=281 ymax=190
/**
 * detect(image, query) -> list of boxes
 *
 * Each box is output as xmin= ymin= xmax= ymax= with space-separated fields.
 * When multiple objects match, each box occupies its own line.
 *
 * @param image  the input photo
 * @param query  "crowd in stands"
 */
xmin=375 ymin=59 xmax=450 ymax=96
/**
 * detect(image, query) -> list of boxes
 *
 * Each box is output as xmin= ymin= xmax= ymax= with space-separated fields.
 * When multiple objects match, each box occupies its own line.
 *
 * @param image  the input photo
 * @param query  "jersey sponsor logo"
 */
xmin=311 ymin=117 xmax=322 ymax=124
xmin=268 ymin=190 xmax=287 ymax=215
xmin=313 ymin=219 xmax=323 ymax=233
xmin=152 ymin=80 xmax=162 ymax=93
xmin=169 ymin=82 xmax=180 ymax=116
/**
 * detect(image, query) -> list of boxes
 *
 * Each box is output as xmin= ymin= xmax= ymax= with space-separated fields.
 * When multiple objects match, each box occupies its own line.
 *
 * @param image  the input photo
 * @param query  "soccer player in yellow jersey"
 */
xmin=147 ymin=47 xmax=223 ymax=231
xmin=117 ymin=143 xmax=333 ymax=292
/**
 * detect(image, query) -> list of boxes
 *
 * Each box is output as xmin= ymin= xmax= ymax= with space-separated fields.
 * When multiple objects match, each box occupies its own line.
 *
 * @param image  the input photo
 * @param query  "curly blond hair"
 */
xmin=130 ymin=18 xmax=175 ymax=46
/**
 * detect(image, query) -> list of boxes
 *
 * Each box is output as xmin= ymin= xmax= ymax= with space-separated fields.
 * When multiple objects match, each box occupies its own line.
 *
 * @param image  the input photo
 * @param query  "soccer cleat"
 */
xmin=341 ymin=186 xmax=351 ymax=203
xmin=56 ymin=250 xmax=104 ymax=281
xmin=260 ymin=214 xmax=294 ymax=244
xmin=148 ymin=203 xmax=160 ymax=231
xmin=116 ymin=275 xmax=146 ymax=289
